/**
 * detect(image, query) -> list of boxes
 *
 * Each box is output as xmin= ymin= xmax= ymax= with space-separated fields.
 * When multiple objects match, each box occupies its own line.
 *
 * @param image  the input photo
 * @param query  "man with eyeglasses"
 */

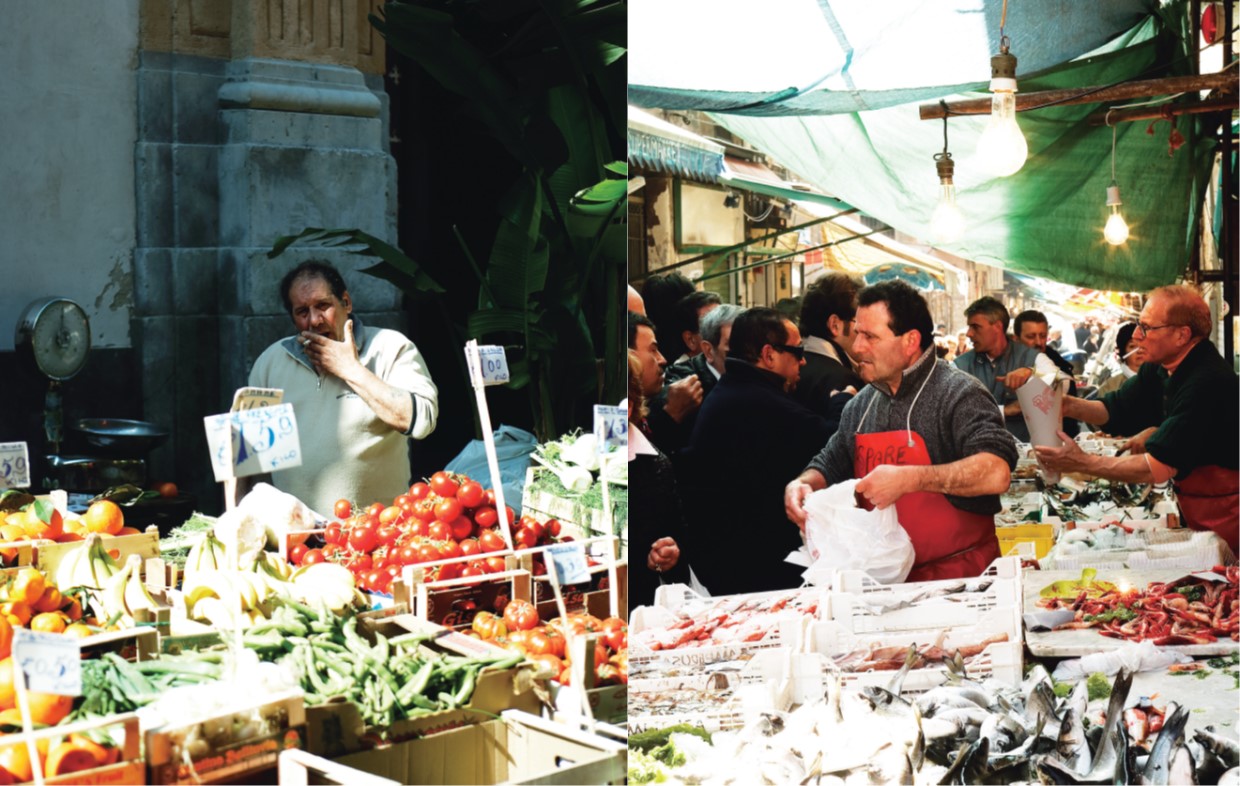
xmin=793 ymin=272 xmax=864 ymax=417
xmin=785 ymin=281 xmax=1018 ymax=582
xmin=1036 ymin=285 xmax=1238 ymax=552
xmin=678 ymin=307 xmax=842 ymax=595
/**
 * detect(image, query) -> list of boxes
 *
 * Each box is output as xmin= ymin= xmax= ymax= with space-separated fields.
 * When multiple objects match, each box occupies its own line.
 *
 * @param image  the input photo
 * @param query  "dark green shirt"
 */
xmin=1101 ymin=340 xmax=1239 ymax=474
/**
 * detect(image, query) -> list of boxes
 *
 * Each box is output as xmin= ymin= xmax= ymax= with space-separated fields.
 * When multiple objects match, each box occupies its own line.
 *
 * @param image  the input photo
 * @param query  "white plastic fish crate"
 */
xmin=628 ymin=669 xmax=792 ymax=734
xmin=628 ymin=611 xmax=807 ymax=674
xmin=626 ymin=700 xmax=749 ymax=735
xmin=793 ymin=618 xmax=1023 ymax=694
xmin=829 ymin=556 xmax=1021 ymax=634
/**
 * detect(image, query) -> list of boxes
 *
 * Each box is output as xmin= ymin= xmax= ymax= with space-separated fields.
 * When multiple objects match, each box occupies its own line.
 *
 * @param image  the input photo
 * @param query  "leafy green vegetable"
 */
xmin=1177 ymin=585 xmax=1205 ymax=602
xmin=1084 ymin=604 xmax=1136 ymax=624
xmin=628 ymin=748 xmax=669 ymax=784
xmin=629 ymin=724 xmax=712 ymax=753
xmin=1052 ymin=681 xmax=1073 ymax=699
xmin=1086 ymin=672 xmax=1112 ymax=701
xmin=652 ymin=739 xmax=687 ymax=768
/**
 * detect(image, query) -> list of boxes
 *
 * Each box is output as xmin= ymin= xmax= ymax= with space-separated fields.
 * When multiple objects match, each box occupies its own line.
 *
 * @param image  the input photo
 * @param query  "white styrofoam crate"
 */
xmin=1042 ymin=529 xmax=1233 ymax=572
xmin=829 ymin=556 xmax=1021 ymax=634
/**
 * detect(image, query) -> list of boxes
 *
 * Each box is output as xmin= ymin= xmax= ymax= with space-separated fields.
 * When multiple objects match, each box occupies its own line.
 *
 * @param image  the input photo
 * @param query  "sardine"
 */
xmin=1194 ymin=725 xmax=1240 ymax=768
xmin=916 ymin=685 xmax=993 ymax=713
xmin=860 ymin=686 xmax=915 ymax=719
xmin=1056 ymin=706 xmax=1093 ymax=773
xmin=1137 ymin=703 xmax=1189 ymax=785
xmin=1037 ymin=669 xmax=1134 ymax=784
xmin=886 ymin=645 xmax=919 ymax=696
xmin=1167 ymin=742 xmax=1197 ymax=785
xmin=936 ymin=741 xmax=972 ymax=785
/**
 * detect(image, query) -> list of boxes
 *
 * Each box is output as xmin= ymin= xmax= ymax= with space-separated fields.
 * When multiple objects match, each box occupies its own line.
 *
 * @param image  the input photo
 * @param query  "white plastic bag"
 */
xmin=800 ymin=479 xmax=915 ymax=586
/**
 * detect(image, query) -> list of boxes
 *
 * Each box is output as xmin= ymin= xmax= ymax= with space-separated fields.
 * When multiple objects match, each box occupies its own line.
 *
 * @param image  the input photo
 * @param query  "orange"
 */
xmin=31 ymin=586 xmax=61 ymax=614
xmin=67 ymin=734 xmax=109 ymax=766
xmin=0 ymin=660 xmax=15 ymax=712
xmin=0 ymin=739 xmax=31 ymax=783
xmin=62 ymin=598 xmax=82 ymax=622
xmin=20 ymin=508 xmax=62 ymax=541
xmin=24 ymin=691 xmax=72 ymax=726
xmin=62 ymin=623 xmax=93 ymax=640
xmin=8 ymin=569 xmax=44 ymax=607
xmin=29 ymin=613 xmax=65 ymax=634
xmin=45 ymin=742 xmax=99 ymax=777
xmin=154 ymin=481 xmax=178 ymax=498
xmin=0 ymin=604 xmax=30 ymax=628
xmin=82 ymin=501 xmax=123 ymax=536
xmin=56 ymin=531 xmax=84 ymax=543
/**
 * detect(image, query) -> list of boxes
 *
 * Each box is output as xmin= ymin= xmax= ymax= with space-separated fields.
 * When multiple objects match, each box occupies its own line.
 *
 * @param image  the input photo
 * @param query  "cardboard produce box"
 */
xmin=144 ymin=690 xmax=305 ymax=784
xmin=286 ymin=710 xmax=626 ymax=785
xmin=5 ymin=712 xmax=145 ymax=785
xmin=521 ymin=468 xmax=627 ymax=556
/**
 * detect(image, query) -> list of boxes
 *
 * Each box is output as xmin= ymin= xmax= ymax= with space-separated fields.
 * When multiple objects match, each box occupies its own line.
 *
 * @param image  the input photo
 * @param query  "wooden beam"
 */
xmin=919 ymin=72 xmax=1238 ymax=120
xmin=1087 ymin=97 xmax=1238 ymax=125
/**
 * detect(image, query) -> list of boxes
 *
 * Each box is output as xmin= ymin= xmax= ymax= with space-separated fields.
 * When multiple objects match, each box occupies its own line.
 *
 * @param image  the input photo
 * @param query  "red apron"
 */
xmin=1174 ymin=465 xmax=1239 ymax=554
xmin=854 ymin=429 xmax=1000 ymax=582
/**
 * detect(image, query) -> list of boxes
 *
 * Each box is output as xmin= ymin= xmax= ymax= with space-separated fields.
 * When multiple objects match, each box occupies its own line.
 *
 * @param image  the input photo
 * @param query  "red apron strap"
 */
xmin=1174 ymin=465 xmax=1240 ymax=554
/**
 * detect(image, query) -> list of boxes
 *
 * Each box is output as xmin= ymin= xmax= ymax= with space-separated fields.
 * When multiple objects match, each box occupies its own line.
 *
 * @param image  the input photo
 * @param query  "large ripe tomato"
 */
xmin=289 ymin=543 xmax=308 ymax=564
xmin=449 ymin=516 xmax=474 ymax=541
xmin=429 ymin=471 xmax=460 ymax=499
xmin=321 ymin=543 xmax=343 ymax=560
xmin=459 ymin=538 xmax=481 ymax=557
xmin=301 ymin=548 xmax=325 ymax=566
xmin=502 ymin=599 xmax=540 ymax=631
xmin=456 ymin=481 xmax=484 ymax=509
xmin=333 ymin=499 xmax=352 ymax=520
xmin=600 ymin=617 xmax=627 ymax=652
xmin=348 ymin=524 xmax=378 ymax=554
xmin=473 ymin=507 xmax=498 ymax=529
xmin=408 ymin=482 xmax=431 ymax=501
xmin=434 ymin=497 xmax=463 ymax=523
xmin=427 ymin=520 xmax=452 ymax=541
xmin=546 ymin=519 xmax=562 ymax=537
xmin=484 ymin=556 xmax=507 ymax=574
xmin=524 ymin=628 xmax=554 ymax=656
xmin=472 ymin=611 xmax=507 ymax=640
xmin=527 ymin=653 xmax=563 ymax=679
xmin=595 ymin=663 xmax=623 ymax=686
xmin=479 ymin=530 xmax=506 ymax=553
xmin=514 ymin=527 xmax=538 ymax=549
xmin=526 ymin=520 xmax=546 ymax=542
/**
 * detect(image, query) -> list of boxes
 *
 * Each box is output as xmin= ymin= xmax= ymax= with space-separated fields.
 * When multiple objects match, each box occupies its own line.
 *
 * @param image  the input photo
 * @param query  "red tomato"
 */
xmin=502 ymin=599 xmax=540 ymax=631
xmin=479 ymin=530 xmax=507 ymax=553
xmin=379 ymin=505 xmax=404 ymax=527
xmin=289 ymin=543 xmax=308 ymax=564
xmin=601 ymin=618 xmax=627 ymax=652
xmin=524 ymin=629 xmax=554 ymax=656
xmin=348 ymin=525 xmax=378 ymax=554
xmin=386 ymin=564 xmax=402 ymax=580
xmin=349 ymin=553 xmax=373 ymax=572
xmin=321 ymin=543 xmax=343 ymax=560
xmin=302 ymin=548 xmax=325 ymax=566
xmin=393 ymin=494 xmax=413 ymax=510
xmin=484 ymin=489 xmax=497 ymax=507
xmin=417 ymin=543 xmax=441 ymax=563
xmin=456 ymin=481 xmax=484 ymax=509
xmin=408 ymin=482 xmax=431 ymax=501
xmin=461 ymin=565 xmax=485 ymax=579
xmin=514 ymin=527 xmax=538 ymax=549
xmin=324 ymin=522 xmax=344 ymax=546
xmin=459 ymin=538 xmax=481 ymax=557
xmin=438 ymin=540 xmax=463 ymax=560
xmin=398 ymin=544 xmax=419 ymax=565
xmin=484 ymin=556 xmax=507 ymax=573
xmin=430 ymin=471 xmax=460 ymax=499
xmin=333 ymin=499 xmax=352 ymax=520
xmin=428 ymin=520 xmax=452 ymax=541
xmin=543 ymin=628 xmax=566 ymax=658
xmin=366 ymin=569 xmax=391 ymax=593
xmin=527 ymin=520 xmax=546 ymax=542
xmin=546 ymin=519 xmax=562 ymax=537
xmin=409 ymin=518 xmax=428 ymax=538
xmin=473 ymin=507 xmax=498 ymax=529
xmin=411 ymin=499 xmax=436 ymax=522
xmin=376 ymin=525 xmax=401 ymax=549
xmin=595 ymin=663 xmax=623 ymax=686
xmin=526 ymin=653 xmax=563 ymax=678
xmin=449 ymin=516 xmax=474 ymax=541
xmin=472 ymin=611 xmax=507 ymax=640
xmin=366 ymin=502 xmax=385 ymax=520
xmin=434 ymin=497 xmax=463 ymax=523
xmin=438 ymin=562 xmax=463 ymax=581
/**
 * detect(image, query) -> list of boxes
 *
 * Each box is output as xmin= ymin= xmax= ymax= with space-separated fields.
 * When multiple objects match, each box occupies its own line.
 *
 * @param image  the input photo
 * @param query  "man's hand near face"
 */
xmin=664 ymin=375 xmax=704 ymax=422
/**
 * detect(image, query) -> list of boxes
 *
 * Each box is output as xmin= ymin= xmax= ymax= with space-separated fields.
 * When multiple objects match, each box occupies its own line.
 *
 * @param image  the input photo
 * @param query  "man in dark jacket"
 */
xmin=793 ymin=273 xmax=864 ymax=417
xmin=678 ymin=308 xmax=844 ymax=595
xmin=665 ymin=304 xmax=742 ymax=404
xmin=1013 ymin=309 xmax=1079 ymax=437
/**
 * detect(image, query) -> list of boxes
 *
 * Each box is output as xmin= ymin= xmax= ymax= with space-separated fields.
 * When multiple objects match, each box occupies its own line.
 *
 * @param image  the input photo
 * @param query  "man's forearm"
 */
xmin=1062 ymin=396 xmax=1110 ymax=426
xmin=1075 ymin=452 xmax=1167 ymax=483
xmin=342 ymin=366 xmax=415 ymax=433
xmin=913 ymin=453 xmax=1010 ymax=497
xmin=797 ymin=467 xmax=828 ymax=490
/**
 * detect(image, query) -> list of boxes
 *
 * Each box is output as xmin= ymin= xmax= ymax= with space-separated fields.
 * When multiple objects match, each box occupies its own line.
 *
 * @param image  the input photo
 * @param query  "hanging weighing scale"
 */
xmin=15 ymin=297 xmax=91 ymax=456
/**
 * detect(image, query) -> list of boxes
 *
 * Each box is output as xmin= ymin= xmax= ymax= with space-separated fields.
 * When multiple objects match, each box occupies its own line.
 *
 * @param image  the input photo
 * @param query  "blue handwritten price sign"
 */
xmin=593 ymin=405 xmax=627 ymax=455
xmin=0 ymin=443 xmax=30 ymax=490
xmin=547 ymin=543 xmax=591 ymax=585
xmin=467 ymin=344 xmax=510 ymax=387
xmin=13 ymin=629 xmax=81 ymax=696
xmin=203 ymin=403 xmax=303 ymax=482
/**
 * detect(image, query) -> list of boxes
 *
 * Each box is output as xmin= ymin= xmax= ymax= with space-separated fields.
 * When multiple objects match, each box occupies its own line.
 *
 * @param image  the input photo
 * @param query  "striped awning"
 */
xmin=628 ymin=106 xmax=725 ymax=183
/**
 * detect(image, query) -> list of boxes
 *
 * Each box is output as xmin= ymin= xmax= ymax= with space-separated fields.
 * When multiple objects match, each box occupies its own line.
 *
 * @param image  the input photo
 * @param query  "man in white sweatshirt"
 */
xmin=247 ymin=261 xmax=439 ymax=516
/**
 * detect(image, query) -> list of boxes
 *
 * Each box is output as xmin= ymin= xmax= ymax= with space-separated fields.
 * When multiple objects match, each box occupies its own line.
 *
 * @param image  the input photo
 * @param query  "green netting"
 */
xmin=705 ymin=10 xmax=1214 ymax=291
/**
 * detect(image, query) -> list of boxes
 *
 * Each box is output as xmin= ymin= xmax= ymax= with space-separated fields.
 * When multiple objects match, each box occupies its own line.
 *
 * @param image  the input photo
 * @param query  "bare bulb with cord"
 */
xmin=977 ymin=90 xmax=1028 ymax=177
xmin=931 ymin=185 xmax=965 ymax=244
xmin=1104 ymin=183 xmax=1129 ymax=246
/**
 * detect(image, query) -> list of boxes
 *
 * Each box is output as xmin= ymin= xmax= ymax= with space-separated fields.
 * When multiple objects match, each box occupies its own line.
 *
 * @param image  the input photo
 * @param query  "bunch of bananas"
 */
xmin=95 ymin=553 xmax=161 ymax=628
xmin=54 ymin=534 xmax=119 ymax=593
xmin=182 ymin=530 xmax=228 ymax=578
xmin=181 ymin=551 xmax=295 ymax=628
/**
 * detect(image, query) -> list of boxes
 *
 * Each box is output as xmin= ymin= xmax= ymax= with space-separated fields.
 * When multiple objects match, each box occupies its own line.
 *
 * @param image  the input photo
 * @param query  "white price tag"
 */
xmin=468 ymin=344 xmax=510 ymax=387
xmin=12 ymin=629 xmax=81 ymax=696
xmin=547 ymin=543 xmax=591 ymax=585
xmin=0 ymin=443 xmax=30 ymax=490
xmin=593 ymin=405 xmax=627 ymax=454
xmin=203 ymin=403 xmax=303 ymax=482
xmin=230 ymin=387 xmax=284 ymax=412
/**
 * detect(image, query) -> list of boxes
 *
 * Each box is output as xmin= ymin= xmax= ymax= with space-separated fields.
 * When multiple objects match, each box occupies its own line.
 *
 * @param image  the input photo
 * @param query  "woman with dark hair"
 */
xmin=627 ymin=351 xmax=690 ymax=609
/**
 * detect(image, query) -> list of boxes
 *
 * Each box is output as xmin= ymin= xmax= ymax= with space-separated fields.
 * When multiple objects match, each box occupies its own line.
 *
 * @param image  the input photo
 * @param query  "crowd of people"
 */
xmin=627 ymin=271 xmax=1239 ymax=607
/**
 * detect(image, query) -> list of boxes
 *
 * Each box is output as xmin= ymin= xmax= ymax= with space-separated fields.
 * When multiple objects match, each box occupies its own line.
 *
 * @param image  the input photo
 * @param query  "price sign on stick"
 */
xmin=0 ymin=443 xmax=30 ymax=490
xmin=203 ymin=403 xmax=303 ymax=482
xmin=467 ymin=345 xmax=510 ymax=387
xmin=593 ymin=406 xmax=626 ymax=454
xmin=465 ymin=341 xmax=515 ymax=551
xmin=12 ymin=629 xmax=81 ymax=696
xmin=231 ymin=387 xmax=283 ymax=411
xmin=547 ymin=542 xmax=591 ymax=585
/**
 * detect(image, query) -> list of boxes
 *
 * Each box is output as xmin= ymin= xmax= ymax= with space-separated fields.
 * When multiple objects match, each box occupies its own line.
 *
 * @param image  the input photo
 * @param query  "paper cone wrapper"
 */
xmin=1016 ymin=376 xmax=1069 ymax=447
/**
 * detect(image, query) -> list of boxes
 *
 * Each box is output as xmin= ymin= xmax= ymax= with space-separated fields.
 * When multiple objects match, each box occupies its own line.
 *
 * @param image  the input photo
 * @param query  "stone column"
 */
xmin=134 ymin=0 xmax=397 ymax=511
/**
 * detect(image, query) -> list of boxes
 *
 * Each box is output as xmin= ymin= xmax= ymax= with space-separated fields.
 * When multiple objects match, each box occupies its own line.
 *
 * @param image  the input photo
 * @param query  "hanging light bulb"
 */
xmin=1103 ymin=124 xmax=1128 ymax=245
xmin=930 ymin=110 xmax=964 ymax=244
xmin=977 ymin=36 xmax=1028 ymax=177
